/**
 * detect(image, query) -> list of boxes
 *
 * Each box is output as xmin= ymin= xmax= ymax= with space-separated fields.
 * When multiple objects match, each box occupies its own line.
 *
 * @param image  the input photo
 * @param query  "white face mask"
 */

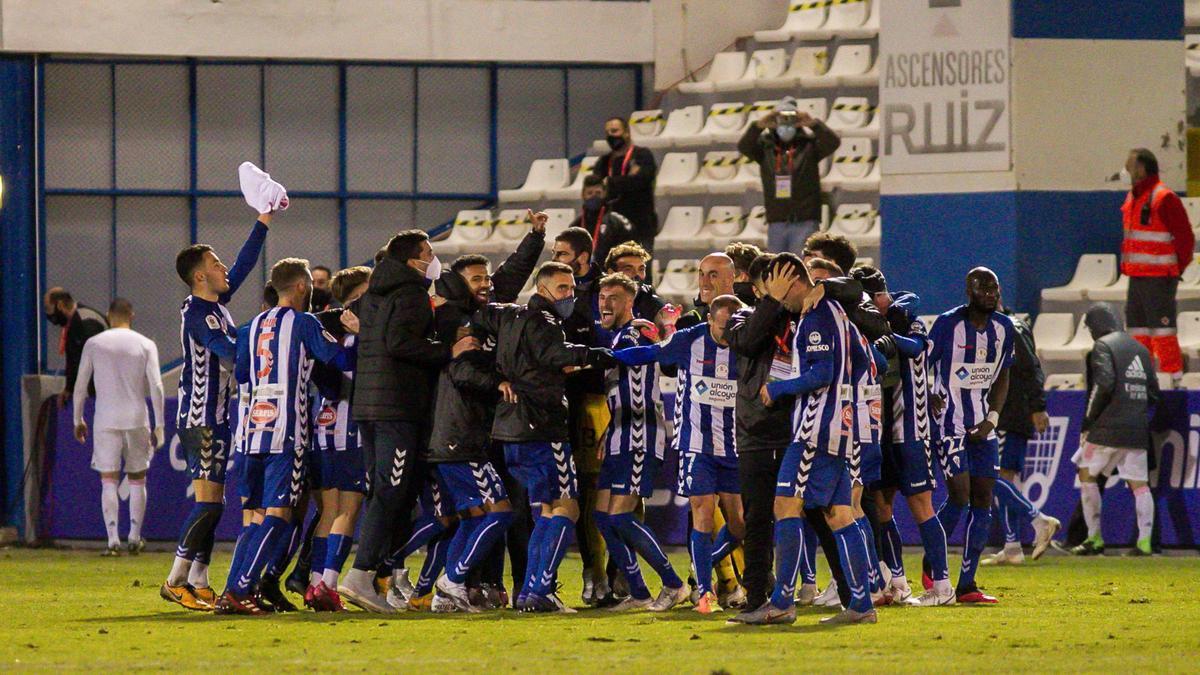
xmin=420 ymin=255 xmax=442 ymax=282
xmin=1119 ymin=167 xmax=1132 ymax=184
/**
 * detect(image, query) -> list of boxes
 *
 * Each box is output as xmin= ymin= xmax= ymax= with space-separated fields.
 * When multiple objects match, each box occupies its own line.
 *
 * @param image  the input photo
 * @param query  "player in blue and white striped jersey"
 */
xmin=161 ymin=211 xmax=270 ymax=612
xmin=592 ymin=274 xmax=688 ymax=612
xmin=733 ymin=254 xmax=878 ymax=626
xmin=216 ymin=258 xmax=355 ymax=615
xmin=847 ymin=320 xmax=889 ymax=603
xmin=924 ymin=267 xmax=1015 ymax=605
xmin=849 ymin=266 xmax=952 ymax=607
xmin=612 ymin=294 xmax=745 ymax=615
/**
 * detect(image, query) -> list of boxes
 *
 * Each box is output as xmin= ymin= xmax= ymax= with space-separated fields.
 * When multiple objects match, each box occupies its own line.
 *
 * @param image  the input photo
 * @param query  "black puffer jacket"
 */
xmin=425 ymin=350 xmax=504 ymax=462
xmin=1083 ymin=304 xmax=1161 ymax=449
xmin=998 ymin=311 xmax=1047 ymax=438
xmin=351 ymin=258 xmax=450 ymax=422
xmin=725 ymin=296 xmax=796 ymax=453
xmin=475 ymin=295 xmax=606 ymax=443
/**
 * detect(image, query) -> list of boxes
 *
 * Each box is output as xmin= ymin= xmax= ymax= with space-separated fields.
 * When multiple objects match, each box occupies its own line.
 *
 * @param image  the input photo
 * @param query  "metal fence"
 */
xmin=38 ymin=58 xmax=644 ymax=370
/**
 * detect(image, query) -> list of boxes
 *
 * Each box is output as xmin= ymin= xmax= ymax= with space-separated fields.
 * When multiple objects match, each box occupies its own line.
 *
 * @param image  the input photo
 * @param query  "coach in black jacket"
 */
xmin=342 ymin=229 xmax=478 ymax=613
xmin=724 ymin=253 xmax=805 ymax=609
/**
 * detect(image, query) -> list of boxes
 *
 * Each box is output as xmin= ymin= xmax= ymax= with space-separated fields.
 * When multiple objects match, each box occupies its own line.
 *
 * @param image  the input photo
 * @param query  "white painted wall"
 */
xmin=651 ymin=0 xmax=785 ymax=90
xmin=0 ymin=0 xmax=655 ymax=63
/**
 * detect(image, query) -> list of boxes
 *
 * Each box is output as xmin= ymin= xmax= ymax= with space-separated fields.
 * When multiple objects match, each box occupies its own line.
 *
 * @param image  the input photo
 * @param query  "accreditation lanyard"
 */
xmin=774 ymin=144 xmax=797 ymax=199
xmin=590 ymin=207 xmax=607 ymax=254
xmin=610 ymin=144 xmax=636 ymax=177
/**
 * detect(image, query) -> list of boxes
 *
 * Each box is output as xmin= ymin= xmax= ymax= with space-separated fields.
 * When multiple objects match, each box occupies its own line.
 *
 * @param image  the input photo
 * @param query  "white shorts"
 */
xmin=1072 ymin=441 xmax=1149 ymax=483
xmin=92 ymin=428 xmax=153 ymax=474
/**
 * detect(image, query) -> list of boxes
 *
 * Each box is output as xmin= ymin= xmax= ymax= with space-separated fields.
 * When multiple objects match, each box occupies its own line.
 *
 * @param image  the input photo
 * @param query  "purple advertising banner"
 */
xmin=40 ymin=393 xmax=1200 ymax=547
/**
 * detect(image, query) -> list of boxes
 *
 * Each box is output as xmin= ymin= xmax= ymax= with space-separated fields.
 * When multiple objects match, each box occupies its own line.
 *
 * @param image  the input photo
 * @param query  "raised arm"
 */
xmin=220 ymin=215 xmax=270 ymax=303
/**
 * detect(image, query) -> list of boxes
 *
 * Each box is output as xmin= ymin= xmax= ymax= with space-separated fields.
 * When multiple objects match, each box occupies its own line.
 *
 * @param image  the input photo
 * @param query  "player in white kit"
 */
xmin=73 ymin=298 xmax=165 ymax=555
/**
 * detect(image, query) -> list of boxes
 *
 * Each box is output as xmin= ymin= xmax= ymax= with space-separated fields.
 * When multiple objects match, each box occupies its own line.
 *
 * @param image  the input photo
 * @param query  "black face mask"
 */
xmin=733 ymin=281 xmax=757 ymax=306
xmin=606 ymin=135 xmax=626 ymax=151
xmin=46 ymin=309 xmax=68 ymax=326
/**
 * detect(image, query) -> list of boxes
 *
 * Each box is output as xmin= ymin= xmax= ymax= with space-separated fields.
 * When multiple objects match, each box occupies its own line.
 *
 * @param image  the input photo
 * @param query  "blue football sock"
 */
xmin=610 ymin=512 xmax=683 ymax=589
xmin=535 ymin=515 xmax=574 ymax=596
xmin=387 ymin=515 xmax=447 ymax=571
xmin=958 ymin=506 xmax=992 ymax=592
xmin=833 ymin=522 xmax=873 ymax=613
xmin=917 ymin=516 xmax=949 ymax=582
xmin=855 ymin=516 xmax=883 ymax=593
xmin=415 ymin=530 xmax=452 ymax=597
xmin=310 ymin=536 xmax=328 ymax=577
xmin=769 ymin=517 xmax=803 ymax=610
xmin=448 ymin=511 xmax=513 ymax=584
xmin=936 ymin=498 xmax=966 ymax=540
xmin=689 ymin=528 xmax=714 ymax=596
xmin=224 ymin=521 xmax=259 ymax=592
xmin=445 ymin=517 xmax=483 ymax=582
xmin=596 ymin=512 xmax=650 ymax=600
xmin=799 ymin=518 xmax=818 ymax=585
xmin=522 ymin=515 xmax=549 ymax=597
xmin=263 ymin=521 xmax=296 ymax=579
xmin=231 ymin=515 xmax=288 ymax=595
xmin=324 ymin=534 xmax=353 ymax=575
xmin=710 ymin=526 xmax=737 ymax=565
xmin=880 ymin=518 xmax=905 ymax=578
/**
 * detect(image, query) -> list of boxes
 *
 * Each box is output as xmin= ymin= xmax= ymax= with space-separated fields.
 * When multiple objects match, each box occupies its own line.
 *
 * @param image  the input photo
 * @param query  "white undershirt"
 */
xmin=73 ymin=327 xmax=164 ymax=431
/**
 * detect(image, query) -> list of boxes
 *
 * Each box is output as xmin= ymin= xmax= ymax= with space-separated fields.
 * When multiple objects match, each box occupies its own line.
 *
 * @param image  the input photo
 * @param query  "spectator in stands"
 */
xmin=738 ymin=96 xmax=840 ymax=256
xmin=725 ymin=242 xmax=764 ymax=307
xmin=571 ymin=175 xmax=636 ymax=270
xmin=593 ymin=117 xmax=658 ymax=256
xmin=1119 ymin=148 xmax=1194 ymax=383
xmin=44 ymin=287 xmax=108 ymax=406
xmin=311 ymin=265 xmax=333 ymax=290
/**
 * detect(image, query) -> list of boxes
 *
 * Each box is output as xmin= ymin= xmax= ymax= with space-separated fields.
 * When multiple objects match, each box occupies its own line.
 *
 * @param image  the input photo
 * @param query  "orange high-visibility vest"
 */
xmin=1121 ymin=180 xmax=1179 ymax=277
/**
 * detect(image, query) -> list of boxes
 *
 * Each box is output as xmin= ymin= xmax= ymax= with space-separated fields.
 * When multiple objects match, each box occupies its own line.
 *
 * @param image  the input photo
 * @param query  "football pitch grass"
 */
xmin=2 ymin=547 xmax=1198 ymax=672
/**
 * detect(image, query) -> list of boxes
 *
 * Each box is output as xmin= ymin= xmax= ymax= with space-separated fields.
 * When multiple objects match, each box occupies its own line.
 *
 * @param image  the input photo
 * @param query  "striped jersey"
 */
xmin=240 ymin=307 xmax=351 ymax=455
xmin=602 ymin=324 xmax=666 ymax=461
xmin=231 ymin=324 xmax=252 ymax=454
xmin=654 ymin=323 xmax=738 ymax=457
xmin=791 ymin=297 xmax=855 ymax=458
xmin=928 ymin=305 xmax=1015 ymax=438
xmin=176 ymin=220 xmax=267 ymax=430
xmin=848 ymin=322 xmax=882 ymax=448
xmin=888 ymin=292 xmax=932 ymax=444
xmin=314 ymin=333 xmax=361 ymax=453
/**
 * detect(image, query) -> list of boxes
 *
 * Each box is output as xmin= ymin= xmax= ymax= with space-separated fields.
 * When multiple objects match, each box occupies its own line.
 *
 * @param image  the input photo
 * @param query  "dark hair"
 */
xmin=807 ymin=257 xmax=843 ymax=277
xmin=262 ymin=283 xmax=279 ymax=307
xmin=555 ymin=227 xmax=594 ymax=258
xmin=107 ymin=297 xmax=133 ymax=318
xmin=331 ymin=266 xmax=371 ymax=304
xmin=46 ymin=288 xmax=74 ymax=306
xmin=724 ymin=241 xmax=764 ymax=276
xmin=1132 ymin=148 xmax=1159 ymax=176
xmin=312 ymin=265 xmax=332 ymax=277
xmin=597 ymin=272 xmax=638 ymax=297
xmin=175 ymin=244 xmax=214 ymax=286
xmin=374 ymin=247 xmax=388 ymax=266
xmin=535 ymin=261 xmax=575 ymax=285
xmin=385 ymin=229 xmax=430 ymax=263
xmin=451 ymin=254 xmax=491 ymax=275
xmin=311 ymin=287 xmax=334 ymax=312
xmin=582 ymin=174 xmax=605 ymax=191
xmin=605 ymin=241 xmax=651 ymax=271
xmin=709 ymin=294 xmax=745 ymax=317
xmin=803 ymin=231 xmax=857 ymax=277
xmin=767 ymin=252 xmax=814 ymax=287
xmin=605 ymin=116 xmax=628 ymax=131
xmin=748 ymin=253 xmax=777 ymax=283
xmin=269 ymin=257 xmax=311 ymax=294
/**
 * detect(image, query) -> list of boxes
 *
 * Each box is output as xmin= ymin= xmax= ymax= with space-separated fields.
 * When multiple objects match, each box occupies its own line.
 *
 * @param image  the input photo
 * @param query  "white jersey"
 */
xmin=73 ymin=327 xmax=164 ymax=432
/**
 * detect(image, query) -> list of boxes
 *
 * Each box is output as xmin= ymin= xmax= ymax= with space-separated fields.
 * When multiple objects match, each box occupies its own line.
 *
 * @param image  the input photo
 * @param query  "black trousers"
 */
xmin=737 ymin=448 xmax=786 ymax=608
xmin=353 ymin=420 xmax=422 ymax=572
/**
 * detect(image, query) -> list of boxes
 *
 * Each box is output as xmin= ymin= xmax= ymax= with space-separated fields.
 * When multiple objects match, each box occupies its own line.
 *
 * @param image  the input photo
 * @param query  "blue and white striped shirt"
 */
xmin=848 ymin=321 xmax=883 ymax=449
xmin=314 ymin=334 xmax=361 ymax=453
xmin=928 ymin=305 xmax=1015 ymax=439
xmin=781 ymin=297 xmax=855 ymax=459
xmin=602 ymin=324 xmax=666 ymax=461
xmin=887 ymin=292 xmax=932 ymax=444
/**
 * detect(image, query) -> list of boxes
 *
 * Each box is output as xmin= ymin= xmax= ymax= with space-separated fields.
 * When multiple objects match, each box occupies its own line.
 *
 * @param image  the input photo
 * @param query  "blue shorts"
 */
xmin=434 ymin=461 xmax=509 ymax=513
xmin=179 ymin=425 xmax=230 ymax=482
xmin=598 ymin=452 xmax=660 ymax=497
xmin=316 ymin=446 xmax=367 ymax=493
xmin=503 ymin=442 xmax=578 ymax=505
xmin=680 ymin=452 xmax=740 ymax=497
xmin=776 ymin=443 xmax=852 ymax=509
xmin=938 ymin=435 xmax=999 ymax=480
xmin=239 ymin=449 xmax=305 ymax=510
xmin=420 ymin=468 xmax=451 ymax=518
xmin=998 ymin=431 xmax=1028 ymax=473
xmin=855 ymin=442 xmax=882 ymax=487
xmin=882 ymin=440 xmax=935 ymax=496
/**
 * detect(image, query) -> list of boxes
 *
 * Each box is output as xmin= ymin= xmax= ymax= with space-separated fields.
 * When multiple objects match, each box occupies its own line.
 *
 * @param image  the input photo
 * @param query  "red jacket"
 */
xmin=1120 ymin=175 xmax=1194 ymax=278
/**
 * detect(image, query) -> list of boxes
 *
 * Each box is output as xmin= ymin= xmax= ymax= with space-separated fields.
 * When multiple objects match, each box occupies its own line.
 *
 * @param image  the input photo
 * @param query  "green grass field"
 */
xmin=2 ymin=546 xmax=1198 ymax=672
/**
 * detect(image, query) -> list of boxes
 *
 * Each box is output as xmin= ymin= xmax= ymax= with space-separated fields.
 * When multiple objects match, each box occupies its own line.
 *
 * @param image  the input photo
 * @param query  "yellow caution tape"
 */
xmin=708 ymin=104 xmax=751 ymax=117
xmin=630 ymin=113 xmax=665 ymax=124
xmin=706 ymin=212 xmax=751 ymax=225
xmin=832 ymin=102 xmax=877 ymax=113
xmin=833 ymin=155 xmax=878 ymax=164
xmin=703 ymin=155 xmax=753 ymax=167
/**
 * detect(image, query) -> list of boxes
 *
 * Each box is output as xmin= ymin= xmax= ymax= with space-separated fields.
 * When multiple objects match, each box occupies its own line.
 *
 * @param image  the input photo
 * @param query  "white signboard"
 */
xmin=880 ymin=0 xmax=1011 ymax=174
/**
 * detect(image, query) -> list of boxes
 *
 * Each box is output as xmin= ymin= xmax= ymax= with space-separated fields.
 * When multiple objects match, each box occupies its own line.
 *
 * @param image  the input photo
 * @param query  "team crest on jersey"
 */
xmin=250 ymin=401 xmax=278 ymax=425
xmin=910 ymin=321 xmax=923 ymax=333
xmin=716 ymin=363 xmax=729 ymax=378
xmin=976 ymin=345 xmax=987 ymax=360
xmin=317 ymin=406 xmax=337 ymax=427
xmin=206 ymin=315 xmax=221 ymax=330
xmin=808 ymin=331 xmax=822 ymax=345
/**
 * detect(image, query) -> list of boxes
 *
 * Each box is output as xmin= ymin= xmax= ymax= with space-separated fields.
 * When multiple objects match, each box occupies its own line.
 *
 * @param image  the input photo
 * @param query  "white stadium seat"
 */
xmin=542 ymin=208 xmax=577 ymax=241
xmin=715 ymin=49 xmax=788 ymax=93
xmin=657 ymin=259 xmax=700 ymax=306
xmin=1032 ymin=313 xmax=1075 ymax=354
xmin=839 ymin=0 xmax=879 ymax=39
xmin=1179 ymin=312 xmax=1200 ymax=366
xmin=826 ymin=138 xmax=877 ymax=190
xmin=480 ymin=208 xmax=536 ymax=253
xmin=737 ymin=206 xmax=769 ymax=247
xmin=796 ymin=96 xmax=829 ymax=122
xmin=655 ymin=152 xmax=700 ymax=196
xmin=754 ymin=2 xmax=828 ymax=43
xmin=1088 ymin=274 xmax=1129 ymax=302
xmin=828 ymin=203 xmax=878 ymax=246
xmin=1189 ymin=0 xmax=1200 ymax=27
xmin=826 ymin=97 xmax=876 ymax=138
xmin=1182 ymin=197 xmax=1200 ymax=226
xmin=1157 ymin=371 xmax=1174 ymax=391
xmin=656 ymin=206 xmax=705 ymax=250
xmin=497 ymin=158 xmax=569 ymax=203
xmin=1045 ymin=373 xmax=1085 ymax=390
xmin=1039 ymin=315 xmax=1093 ymax=364
xmin=705 ymin=205 xmax=747 ymax=248
xmin=1040 ymin=254 xmax=1118 ymax=302
xmin=1178 ymin=256 xmax=1200 ymax=300
xmin=823 ymin=0 xmax=874 ymax=39
xmin=639 ymin=105 xmax=705 ymax=149
xmin=1188 ymin=37 xmax=1200 ymax=78
xmin=438 ymin=209 xmax=494 ymax=256
xmin=802 ymin=45 xmax=876 ymax=89
xmin=543 ymin=156 xmax=598 ymax=202
xmin=688 ymin=102 xmax=750 ymax=146
xmin=759 ymin=47 xmax=829 ymax=90
xmin=1179 ymin=372 xmax=1200 ymax=390
xmin=696 ymin=151 xmax=757 ymax=195
xmin=679 ymin=52 xmax=748 ymax=94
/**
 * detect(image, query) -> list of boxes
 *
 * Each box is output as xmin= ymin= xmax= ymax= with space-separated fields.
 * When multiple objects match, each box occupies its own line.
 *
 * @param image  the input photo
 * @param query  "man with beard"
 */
xmin=592 ymin=116 xmax=659 ymax=255
xmin=44 ymin=287 xmax=108 ymax=405
xmin=571 ymin=175 xmax=637 ymax=271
